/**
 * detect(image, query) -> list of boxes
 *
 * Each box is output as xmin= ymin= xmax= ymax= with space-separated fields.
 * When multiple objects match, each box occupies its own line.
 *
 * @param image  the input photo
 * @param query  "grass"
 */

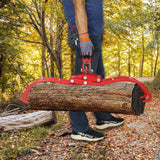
xmin=0 ymin=112 xmax=66 ymax=159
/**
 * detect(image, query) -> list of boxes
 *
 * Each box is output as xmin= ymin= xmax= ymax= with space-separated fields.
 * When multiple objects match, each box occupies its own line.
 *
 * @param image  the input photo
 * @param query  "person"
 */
xmin=62 ymin=0 xmax=124 ymax=142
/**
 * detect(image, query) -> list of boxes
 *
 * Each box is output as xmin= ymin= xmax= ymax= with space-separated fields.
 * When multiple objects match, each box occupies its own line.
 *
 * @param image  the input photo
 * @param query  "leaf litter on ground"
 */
xmin=0 ymin=90 xmax=160 ymax=160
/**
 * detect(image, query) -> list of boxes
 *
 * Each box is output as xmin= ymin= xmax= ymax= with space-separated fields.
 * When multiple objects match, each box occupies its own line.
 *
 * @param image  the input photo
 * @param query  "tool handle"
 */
xmin=81 ymin=56 xmax=92 ymax=73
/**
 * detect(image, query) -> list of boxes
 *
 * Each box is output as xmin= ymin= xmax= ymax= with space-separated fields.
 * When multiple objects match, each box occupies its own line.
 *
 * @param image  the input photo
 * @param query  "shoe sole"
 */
xmin=71 ymin=134 xmax=104 ymax=142
xmin=95 ymin=121 xmax=124 ymax=130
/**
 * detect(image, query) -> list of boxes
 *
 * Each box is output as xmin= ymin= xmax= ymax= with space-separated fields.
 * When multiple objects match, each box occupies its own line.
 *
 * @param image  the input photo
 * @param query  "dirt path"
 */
xmin=19 ymin=96 xmax=159 ymax=160
xmin=135 ymin=77 xmax=154 ymax=83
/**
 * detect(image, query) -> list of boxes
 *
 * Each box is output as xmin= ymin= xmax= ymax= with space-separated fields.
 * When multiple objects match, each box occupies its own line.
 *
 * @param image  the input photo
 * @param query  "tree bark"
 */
xmin=29 ymin=82 xmax=145 ymax=115
xmin=0 ymin=111 xmax=57 ymax=132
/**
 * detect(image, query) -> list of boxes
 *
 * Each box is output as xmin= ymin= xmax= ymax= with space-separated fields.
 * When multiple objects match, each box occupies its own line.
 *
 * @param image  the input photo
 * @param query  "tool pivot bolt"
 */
xmin=97 ymin=78 xmax=101 ymax=82
xmin=70 ymin=79 xmax=74 ymax=83
xmin=83 ymin=76 xmax=87 ymax=80
xmin=84 ymin=81 xmax=87 ymax=85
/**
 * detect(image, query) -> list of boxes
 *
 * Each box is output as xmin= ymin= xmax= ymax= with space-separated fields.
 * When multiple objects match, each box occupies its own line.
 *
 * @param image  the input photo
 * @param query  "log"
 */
xmin=29 ymin=82 xmax=145 ymax=115
xmin=0 ymin=111 xmax=57 ymax=132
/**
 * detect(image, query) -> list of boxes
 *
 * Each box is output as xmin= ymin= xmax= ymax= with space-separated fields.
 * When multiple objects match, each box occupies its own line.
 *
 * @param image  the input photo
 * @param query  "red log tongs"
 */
xmin=21 ymin=56 xmax=152 ymax=104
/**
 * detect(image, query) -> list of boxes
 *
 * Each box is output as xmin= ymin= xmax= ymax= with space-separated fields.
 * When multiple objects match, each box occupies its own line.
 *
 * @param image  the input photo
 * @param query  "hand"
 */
xmin=79 ymin=32 xmax=94 ymax=56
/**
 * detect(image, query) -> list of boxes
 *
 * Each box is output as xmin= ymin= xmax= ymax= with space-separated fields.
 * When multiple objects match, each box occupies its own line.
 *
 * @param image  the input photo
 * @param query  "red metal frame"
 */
xmin=21 ymin=57 xmax=152 ymax=104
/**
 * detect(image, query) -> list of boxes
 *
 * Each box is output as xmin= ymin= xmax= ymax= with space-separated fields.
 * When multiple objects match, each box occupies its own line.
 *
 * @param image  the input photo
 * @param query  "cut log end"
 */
xmin=132 ymin=84 xmax=145 ymax=115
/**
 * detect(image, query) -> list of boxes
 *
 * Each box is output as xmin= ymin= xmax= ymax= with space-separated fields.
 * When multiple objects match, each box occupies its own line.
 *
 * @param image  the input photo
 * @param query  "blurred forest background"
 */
xmin=0 ymin=0 xmax=159 ymax=101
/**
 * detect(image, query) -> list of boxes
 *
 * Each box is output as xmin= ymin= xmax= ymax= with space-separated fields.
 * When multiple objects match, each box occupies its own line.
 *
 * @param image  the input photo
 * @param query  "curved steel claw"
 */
xmin=140 ymin=93 xmax=147 ymax=99
xmin=101 ymin=76 xmax=152 ymax=103
xmin=21 ymin=77 xmax=71 ymax=103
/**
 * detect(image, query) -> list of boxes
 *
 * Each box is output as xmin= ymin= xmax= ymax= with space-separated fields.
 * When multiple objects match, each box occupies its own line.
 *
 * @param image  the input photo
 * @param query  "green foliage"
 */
xmin=0 ymin=0 xmax=28 ymax=100
xmin=0 ymin=0 xmax=160 ymax=100
xmin=102 ymin=0 xmax=160 ymax=77
xmin=152 ymin=69 xmax=160 ymax=89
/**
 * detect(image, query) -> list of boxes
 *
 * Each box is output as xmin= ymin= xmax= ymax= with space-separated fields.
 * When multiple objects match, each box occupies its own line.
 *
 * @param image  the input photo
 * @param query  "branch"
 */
xmin=17 ymin=0 xmax=41 ymax=35
xmin=26 ymin=1 xmax=41 ymax=27
xmin=18 ymin=38 xmax=44 ymax=45
xmin=7 ymin=58 xmax=29 ymax=88
xmin=33 ymin=0 xmax=42 ymax=21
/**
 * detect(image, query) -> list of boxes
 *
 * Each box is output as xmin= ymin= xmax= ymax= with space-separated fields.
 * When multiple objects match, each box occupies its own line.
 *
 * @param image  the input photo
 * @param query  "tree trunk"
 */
xmin=42 ymin=43 xmax=47 ymax=77
xmin=0 ymin=111 xmax=57 ymax=132
xmin=133 ymin=52 xmax=136 ymax=77
xmin=0 ymin=54 xmax=3 ymax=77
xmin=71 ymin=49 xmax=75 ymax=75
xmin=128 ymin=46 xmax=131 ymax=77
xmin=55 ymin=21 xmax=63 ymax=78
xmin=151 ymin=51 xmax=154 ymax=76
xmin=154 ymin=40 xmax=159 ymax=76
xmin=50 ymin=0 xmax=54 ymax=77
xmin=117 ymin=40 xmax=121 ymax=76
xmin=54 ymin=0 xmax=64 ymax=78
xmin=29 ymin=82 xmax=145 ymax=115
xmin=140 ymin=31 xmax=145 ymax=77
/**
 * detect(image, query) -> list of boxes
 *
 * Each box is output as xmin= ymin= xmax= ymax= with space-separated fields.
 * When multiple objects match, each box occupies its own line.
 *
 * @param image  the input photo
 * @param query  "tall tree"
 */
xmin=146 ymin=0 xmax=160 ymax=76
xmin=0 ymin=0 xmax=27 ymax=97
xmin=17 ymin=0 xmax=65 ymax=78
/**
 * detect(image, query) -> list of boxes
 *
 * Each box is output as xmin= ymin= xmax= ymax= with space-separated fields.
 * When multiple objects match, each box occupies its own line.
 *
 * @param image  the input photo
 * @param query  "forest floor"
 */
xmin=0 ymin=89 xmax=160 ymax=160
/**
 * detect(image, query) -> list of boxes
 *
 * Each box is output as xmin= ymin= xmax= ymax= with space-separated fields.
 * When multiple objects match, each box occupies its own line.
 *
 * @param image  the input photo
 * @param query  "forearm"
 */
xmin=73 ymin=0 xmax=88 ymax=34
